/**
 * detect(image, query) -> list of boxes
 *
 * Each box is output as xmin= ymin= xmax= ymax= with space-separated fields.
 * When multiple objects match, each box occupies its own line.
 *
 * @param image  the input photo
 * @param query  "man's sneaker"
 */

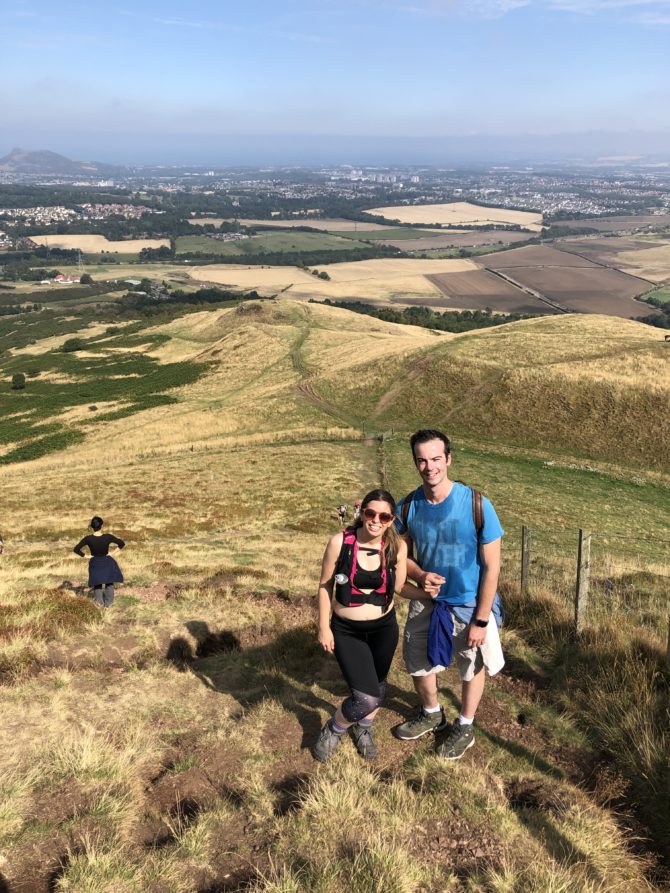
xmin=435 ymin=719 xmax=475 ymax=760
xmin=349 ymin=723 xmax=377 ymax=760
xmin=392 ymin=707 xmax=446 ymax=740
xmin=312 ymin=721 xmax=345 ymax=762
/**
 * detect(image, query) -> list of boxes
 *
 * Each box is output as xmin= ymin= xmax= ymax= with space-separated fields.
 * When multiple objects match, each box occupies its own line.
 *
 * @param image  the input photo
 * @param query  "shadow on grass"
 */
xmin=165 ymin=621 xmax=417 ymax=750
xmin=0 ymin=874 xmax=9 ymax=893
xmin=439 ymin=686 xmax=565 ymax=780
xmin=502 ymin=581 xmax=670 ymax=864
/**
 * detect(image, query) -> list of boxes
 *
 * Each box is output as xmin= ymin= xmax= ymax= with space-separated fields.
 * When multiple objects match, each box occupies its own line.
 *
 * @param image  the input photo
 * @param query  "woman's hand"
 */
xmin=318 ymin=627 xmax=335 ymax=653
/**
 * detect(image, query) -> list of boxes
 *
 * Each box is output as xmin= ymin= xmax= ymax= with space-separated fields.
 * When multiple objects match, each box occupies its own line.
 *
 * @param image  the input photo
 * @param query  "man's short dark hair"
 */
xmin=410 ymin=429 xmax=451 ymax=461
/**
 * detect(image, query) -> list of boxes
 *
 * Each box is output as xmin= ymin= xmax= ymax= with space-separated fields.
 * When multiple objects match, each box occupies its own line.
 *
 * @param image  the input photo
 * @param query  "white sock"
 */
xmin=423 ymin=704 xmax=442 ymax=714
xmin=457 ymin=714 xmax=474 ymax=725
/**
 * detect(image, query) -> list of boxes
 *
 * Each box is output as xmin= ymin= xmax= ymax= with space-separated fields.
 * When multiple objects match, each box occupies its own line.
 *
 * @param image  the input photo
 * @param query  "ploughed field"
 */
xmin=479 ymin=245 xmax=657 ymax=318
xmin=425 ymin=269 xmax=553 ymax=314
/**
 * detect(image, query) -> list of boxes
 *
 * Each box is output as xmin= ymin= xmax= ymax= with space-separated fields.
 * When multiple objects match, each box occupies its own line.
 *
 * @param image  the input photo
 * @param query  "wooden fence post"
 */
xmin=521 ymin=525 xmax=531 ymax=594
xmin=575 ymin=529 xmax=591 ymax=633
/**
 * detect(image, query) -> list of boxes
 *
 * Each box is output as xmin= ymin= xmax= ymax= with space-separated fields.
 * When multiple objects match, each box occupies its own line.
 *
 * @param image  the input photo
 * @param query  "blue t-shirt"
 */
xmin=396 ymin=482 xmax=504 ymax=608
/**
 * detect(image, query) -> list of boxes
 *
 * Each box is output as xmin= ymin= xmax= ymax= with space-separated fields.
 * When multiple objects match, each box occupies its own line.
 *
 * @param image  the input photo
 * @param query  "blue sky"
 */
xmin=1 ymin=0 xmax=669 ymax=163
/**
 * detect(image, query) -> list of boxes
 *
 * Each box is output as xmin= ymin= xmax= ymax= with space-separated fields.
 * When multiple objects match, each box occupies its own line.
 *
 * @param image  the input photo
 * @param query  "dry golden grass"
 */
xmin=365 ymin=201 xmax=543 ymax=231
xmin=438 ymin=312 xmax=669 ymax=378
xmin=615 ymin=241 xmax=670 ymax=282
xmin=29 ymin=234 xmax=171 ymax=253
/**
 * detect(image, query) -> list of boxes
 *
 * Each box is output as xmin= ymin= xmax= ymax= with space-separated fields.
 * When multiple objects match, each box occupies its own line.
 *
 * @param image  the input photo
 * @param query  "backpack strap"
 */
xmin=400 ymin=490 xmax=415 ymax=560
xmin=472 ymin=488 xmax=483 ymax=535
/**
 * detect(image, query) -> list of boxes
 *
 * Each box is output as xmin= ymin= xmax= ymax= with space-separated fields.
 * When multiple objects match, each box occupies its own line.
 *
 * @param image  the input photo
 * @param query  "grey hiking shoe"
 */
xmin=312 ymin=721 xmax=345 ymax=762
xmin=393 ymin=707 xmax=446 ymax=740
xmin=435 ymin=719 xmax=475 ymax=759
xmin=349 ymin=724 xmax=377 ymax=760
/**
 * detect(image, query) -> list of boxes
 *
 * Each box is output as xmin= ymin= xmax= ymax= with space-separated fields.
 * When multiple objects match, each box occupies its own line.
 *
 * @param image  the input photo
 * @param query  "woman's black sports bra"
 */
xmin=352 ymin=562 xmax=384 ymax=591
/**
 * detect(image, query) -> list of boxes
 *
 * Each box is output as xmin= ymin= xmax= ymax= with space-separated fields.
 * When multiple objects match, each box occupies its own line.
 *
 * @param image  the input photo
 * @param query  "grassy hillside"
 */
xmin=317 ymin=313 xmax=670 ymax=471
xmin=0 ymin=300 xmax=668 ymax=892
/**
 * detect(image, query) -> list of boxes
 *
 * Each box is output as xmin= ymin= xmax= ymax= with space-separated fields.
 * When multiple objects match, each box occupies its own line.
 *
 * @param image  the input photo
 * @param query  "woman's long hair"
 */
xmin=353 ymin=488 xmax=401 ymax=565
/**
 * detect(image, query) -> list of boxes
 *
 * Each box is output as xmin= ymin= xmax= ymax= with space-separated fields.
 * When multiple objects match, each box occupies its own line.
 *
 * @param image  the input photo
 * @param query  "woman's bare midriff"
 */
xmin=332 ymin=599 xmax=394 ymax=621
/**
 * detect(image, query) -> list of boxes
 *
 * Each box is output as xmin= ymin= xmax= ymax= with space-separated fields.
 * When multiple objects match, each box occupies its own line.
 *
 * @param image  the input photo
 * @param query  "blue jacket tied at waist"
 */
xmin=427 ymin=601 xmax=454 ymax=669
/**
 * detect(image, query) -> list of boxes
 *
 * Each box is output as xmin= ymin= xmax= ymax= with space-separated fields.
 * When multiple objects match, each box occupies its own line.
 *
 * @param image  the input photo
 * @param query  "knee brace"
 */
xmin=341 ymin=688 xmax=383 ymax=723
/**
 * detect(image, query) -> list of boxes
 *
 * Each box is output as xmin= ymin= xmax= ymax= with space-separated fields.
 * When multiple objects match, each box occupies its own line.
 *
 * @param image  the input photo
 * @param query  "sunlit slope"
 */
xmin=2 ymin=301 xmax=442 ymax=470
xmin=314 ymin=313 xmax=670 ymax=471
xmin=3 ymin=300 xmax=668 ymax=473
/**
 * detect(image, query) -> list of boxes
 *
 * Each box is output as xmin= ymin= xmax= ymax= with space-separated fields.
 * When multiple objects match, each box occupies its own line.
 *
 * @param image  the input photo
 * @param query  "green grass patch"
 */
xmin=646 ymin=287 xmax=670 ymax=305
xmin=0 ymin=320 xmax=209 ymax=463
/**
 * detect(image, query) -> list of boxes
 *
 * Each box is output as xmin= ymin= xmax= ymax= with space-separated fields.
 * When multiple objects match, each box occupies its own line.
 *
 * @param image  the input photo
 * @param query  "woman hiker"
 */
xmin=313 ymin=488 xmax=407 ymax=761
xmin=73 ymin=516 xmax=125 ymax=608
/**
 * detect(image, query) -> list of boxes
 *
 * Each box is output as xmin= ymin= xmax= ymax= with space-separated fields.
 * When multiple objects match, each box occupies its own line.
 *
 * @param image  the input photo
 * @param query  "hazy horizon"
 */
xmin=1 ymin=0 xmax=669 ymax=167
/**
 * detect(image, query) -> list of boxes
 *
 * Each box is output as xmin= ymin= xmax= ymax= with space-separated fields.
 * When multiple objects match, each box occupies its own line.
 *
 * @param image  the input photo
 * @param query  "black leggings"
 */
xmin=331 ymin=609 xmax=399 ymax=722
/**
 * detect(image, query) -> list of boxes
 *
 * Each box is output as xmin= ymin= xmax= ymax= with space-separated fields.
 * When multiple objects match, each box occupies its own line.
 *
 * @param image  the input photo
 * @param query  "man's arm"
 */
xmin=400 ymin=533 xmax=445 ymax=597
xmin=467 ymin=537 xmax=501 ymax=648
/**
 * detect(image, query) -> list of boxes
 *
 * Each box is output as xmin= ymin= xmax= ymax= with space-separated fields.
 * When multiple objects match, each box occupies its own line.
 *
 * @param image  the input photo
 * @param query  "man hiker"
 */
xmin=394 ymin=429 xmax=504 ymax=759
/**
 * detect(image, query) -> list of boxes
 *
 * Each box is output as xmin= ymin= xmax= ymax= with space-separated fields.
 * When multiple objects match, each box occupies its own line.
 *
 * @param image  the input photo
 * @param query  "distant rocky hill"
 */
xmin=0 ymin=147 xmax=122 ymax=177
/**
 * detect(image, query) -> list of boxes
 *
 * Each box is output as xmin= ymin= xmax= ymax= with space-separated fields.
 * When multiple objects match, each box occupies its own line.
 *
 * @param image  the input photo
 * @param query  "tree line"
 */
xmin=309 ymin=299 xmax=538 ymax=332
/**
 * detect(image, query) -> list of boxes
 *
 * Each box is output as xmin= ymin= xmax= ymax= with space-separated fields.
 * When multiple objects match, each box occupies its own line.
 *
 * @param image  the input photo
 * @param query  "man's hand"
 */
xmin=466 ymin=623 xmax=488 ymax=649
xmin=420 ymin=571 xmax=446 ymax=598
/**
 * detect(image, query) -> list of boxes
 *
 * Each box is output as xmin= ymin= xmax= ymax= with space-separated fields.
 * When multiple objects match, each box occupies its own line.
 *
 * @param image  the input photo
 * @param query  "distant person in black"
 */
xmin=73 ymin=516 xmax=125 ymax=608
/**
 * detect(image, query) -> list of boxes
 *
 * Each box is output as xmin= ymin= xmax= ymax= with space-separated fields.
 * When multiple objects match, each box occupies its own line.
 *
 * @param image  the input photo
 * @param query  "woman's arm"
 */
xmin=317 ymin=533 xmax=342 ymax=653
xmin=73 ymin=537 xmax=88 ymax=557
xmin=393 ymin=538 xmax=408 ymax=593
xmin=109 ymin=534 xmax=125 ymax=550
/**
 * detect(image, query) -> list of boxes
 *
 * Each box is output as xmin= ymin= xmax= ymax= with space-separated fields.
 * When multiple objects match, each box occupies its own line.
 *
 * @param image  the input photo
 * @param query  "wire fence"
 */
xmin=504 ymin=523 xmax=670 ymax=662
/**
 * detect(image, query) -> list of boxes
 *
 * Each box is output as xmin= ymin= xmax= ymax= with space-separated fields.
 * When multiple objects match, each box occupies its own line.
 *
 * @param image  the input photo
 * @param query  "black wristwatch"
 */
xmin=473 ymin=618 xmax=488 ymax=628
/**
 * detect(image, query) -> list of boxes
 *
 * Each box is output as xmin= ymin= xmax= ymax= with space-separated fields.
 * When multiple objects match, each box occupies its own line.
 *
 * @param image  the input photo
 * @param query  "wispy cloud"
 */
xmin=400 ymin=0 xmax=670 ymax=18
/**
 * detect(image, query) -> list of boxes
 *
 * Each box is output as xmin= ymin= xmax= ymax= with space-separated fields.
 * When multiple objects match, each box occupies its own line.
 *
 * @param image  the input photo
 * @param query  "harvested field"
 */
xmin=478 ymin=244 xmax=598 ymax=269
xmin=365 ymin=201 xmax=543 ymax=231
xmin=189 ymin=264 xmax=315 ymax=294
xmin=187 ymin=217 xmax=394 ymax=232
xmin=425 ymin=270 xmax=554 ymax=314
xmin=552 ymin=213 xmax=670 ymax=233
xmin=615 ymin=241 xmax=670 ymax=283
xmin=189 ymin=258 xmax=478 ymax=302
xmin=381 ymin=230 xmax=534 ymax=251
xmin=556 ymin=237 xmax=663 ymax=268
xmin=29 ymin=234 xmax=170 ymax=253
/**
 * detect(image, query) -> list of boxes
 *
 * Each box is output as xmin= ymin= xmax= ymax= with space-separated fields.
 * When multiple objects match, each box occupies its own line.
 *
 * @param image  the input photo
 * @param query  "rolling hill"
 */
xmin=0 ymin=300 xmax=669 ymax=892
